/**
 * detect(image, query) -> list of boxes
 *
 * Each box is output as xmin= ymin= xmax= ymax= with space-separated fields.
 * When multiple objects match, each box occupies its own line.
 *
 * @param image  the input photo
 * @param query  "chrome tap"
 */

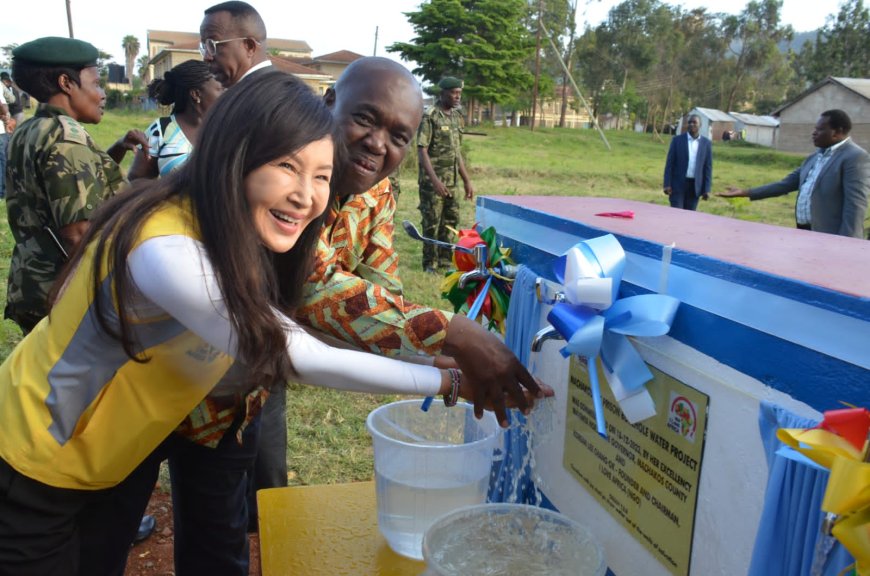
xmin=401 ymin=220 xmax=475 ymax=255
xmin=402 ymin=220 xmax=494 ymax=287
xmin=535 ymin=278 xmax=566 ymax=305
xmin=458 ymin=244 xmax=489 ymax=288
xmin=402 ymin=219 xmax=518 ymax=289
xmin=531 ymin=325 xmax=564 ymax=352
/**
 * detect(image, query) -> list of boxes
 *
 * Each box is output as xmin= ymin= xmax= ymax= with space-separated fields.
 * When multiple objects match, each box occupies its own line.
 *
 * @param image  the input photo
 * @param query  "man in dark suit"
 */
xmin=663 ymin=114 xmax=713 ymax=210
xmin=719 ymin=109 xmax=869 ymax=238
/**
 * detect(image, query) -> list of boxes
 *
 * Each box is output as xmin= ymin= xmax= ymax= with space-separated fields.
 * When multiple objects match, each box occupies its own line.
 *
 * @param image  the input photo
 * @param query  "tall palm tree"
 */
xmin=122 ymin=35 xmax=140 ymax=86
xmin=137 ymin=54 xmax=151 ymax=84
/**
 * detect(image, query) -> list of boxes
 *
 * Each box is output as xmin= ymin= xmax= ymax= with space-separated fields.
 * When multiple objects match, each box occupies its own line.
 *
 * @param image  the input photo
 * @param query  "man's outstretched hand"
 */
xmin=443 ymin=315 xmax=551 ymax=427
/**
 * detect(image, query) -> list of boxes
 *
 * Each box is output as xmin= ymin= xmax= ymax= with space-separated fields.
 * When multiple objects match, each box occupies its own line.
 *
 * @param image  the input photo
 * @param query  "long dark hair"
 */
xmin=57 ymin=70 xmax=334 ymax=386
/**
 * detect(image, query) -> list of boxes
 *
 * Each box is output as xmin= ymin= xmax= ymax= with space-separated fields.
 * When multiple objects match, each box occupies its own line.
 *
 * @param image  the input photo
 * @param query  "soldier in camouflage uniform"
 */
xmin=416 ymin=76 xmax=475 ymax=272
xmin=5 ymin=37 xmax=147 ymax=332
xmin=387 ymin=168 xmax=401 ymax=199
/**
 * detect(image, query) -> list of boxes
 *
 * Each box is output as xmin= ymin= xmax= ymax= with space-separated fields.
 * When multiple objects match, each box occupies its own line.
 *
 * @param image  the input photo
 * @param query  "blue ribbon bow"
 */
xmin=547 ymin=234 xmax=680 ymax=437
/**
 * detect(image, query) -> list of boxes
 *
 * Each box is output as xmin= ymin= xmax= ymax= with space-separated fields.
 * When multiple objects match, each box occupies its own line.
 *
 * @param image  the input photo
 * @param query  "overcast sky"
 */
xmin=0 ymin=0 xmax=844 ymax=67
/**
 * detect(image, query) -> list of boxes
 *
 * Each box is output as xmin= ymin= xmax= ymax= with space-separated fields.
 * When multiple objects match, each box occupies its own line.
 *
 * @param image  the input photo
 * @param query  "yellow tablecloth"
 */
xmin=257 ymin=481 xmax=427 ymax=575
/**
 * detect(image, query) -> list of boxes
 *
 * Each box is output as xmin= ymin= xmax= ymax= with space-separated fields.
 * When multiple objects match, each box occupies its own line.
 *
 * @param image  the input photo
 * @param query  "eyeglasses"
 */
xmin=198 ymin=37 xmax=259 ymax=58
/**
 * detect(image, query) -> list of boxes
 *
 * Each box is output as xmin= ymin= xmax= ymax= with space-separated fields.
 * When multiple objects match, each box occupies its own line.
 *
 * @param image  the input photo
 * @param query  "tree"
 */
xmin=797 ymin=0 xmax=870 ymax=83
xmin=122 ymin=35 xmax=140 ymax=87
xmin=137 ymin=54 xmax=151 ymax=84
xmin=388 ymin=0 xmax=472 ymax=84
xmin=554 ymin=0 xmax=580 ymax=127
xmin=462 ymin=0 xmax=535 ymax=112
xmin=388 ymin=0 xmax=534 ymax=121
xmin=720 ymin=0 xmax=793 ymax=111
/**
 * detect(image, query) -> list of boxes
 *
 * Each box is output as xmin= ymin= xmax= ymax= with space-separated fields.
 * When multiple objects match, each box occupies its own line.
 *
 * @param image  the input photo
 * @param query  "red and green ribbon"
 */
xmin=440 ymin=225 xmax=515 ymax=334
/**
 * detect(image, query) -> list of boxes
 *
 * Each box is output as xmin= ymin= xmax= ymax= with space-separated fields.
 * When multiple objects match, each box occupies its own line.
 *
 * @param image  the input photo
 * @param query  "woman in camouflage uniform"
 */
xmin=4 ymin=36 xmax=146 ymax=333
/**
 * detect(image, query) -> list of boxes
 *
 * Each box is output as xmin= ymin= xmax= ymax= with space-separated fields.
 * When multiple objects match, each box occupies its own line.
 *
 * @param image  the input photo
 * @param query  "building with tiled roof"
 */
xmin=269 ymin=56 xmax=334 ymax=94
xmin=145 ymin=29 xmax=346 ymax=92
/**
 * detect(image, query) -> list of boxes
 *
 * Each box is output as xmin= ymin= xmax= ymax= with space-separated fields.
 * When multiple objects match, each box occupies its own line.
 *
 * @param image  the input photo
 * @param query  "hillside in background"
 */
xmin=781 ymin=29 xmax=819 ymax=53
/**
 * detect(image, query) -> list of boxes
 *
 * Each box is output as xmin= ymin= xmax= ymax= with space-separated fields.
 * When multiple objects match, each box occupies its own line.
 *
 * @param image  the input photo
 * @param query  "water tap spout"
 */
xmin=458 ymin=244 xmax=489 ymax=288
xmin=531 ymin=325 xmax=564 ymax=352
xmin=401 ymin=220 xmax=474 ymax=254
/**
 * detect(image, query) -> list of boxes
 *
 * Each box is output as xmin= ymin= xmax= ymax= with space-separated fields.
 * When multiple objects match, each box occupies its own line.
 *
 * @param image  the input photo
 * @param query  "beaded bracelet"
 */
xmin=443 ymin=368 xmax=461 ymax=407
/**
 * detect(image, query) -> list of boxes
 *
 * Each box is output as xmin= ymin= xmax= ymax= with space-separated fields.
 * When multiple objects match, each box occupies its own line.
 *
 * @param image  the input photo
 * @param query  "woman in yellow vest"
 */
xmin=0 ymin=69 xmax=493 ymax=576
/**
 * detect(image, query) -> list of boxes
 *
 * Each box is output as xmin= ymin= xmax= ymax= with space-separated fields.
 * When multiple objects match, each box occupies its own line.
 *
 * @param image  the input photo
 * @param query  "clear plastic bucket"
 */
xmin=422 ymin=503 xmax=606 ymax=575
xmin=366 ymin=399 xmax=500 ymax=560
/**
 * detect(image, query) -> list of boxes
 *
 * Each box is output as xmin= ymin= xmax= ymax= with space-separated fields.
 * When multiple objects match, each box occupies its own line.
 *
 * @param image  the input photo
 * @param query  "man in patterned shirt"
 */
xmin=168 ymin=56 xmax=545 ymax=549
xmin=307 ymin=57 xmax=539 ymax=423
xmin=251 ymin=58 xmax=543 ymax=518
xmin=417 ymin=76 xmax=475 ymax=272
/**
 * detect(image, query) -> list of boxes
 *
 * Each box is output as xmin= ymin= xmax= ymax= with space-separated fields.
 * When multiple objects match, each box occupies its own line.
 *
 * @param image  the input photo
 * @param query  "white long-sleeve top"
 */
xmin=128 ymin=235 xmax=443 ymax=397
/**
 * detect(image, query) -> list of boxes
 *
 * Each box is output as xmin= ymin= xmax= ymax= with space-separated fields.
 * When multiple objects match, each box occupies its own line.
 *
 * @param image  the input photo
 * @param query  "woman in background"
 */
xmin=128 ymin=60 xmax=223 ymax=179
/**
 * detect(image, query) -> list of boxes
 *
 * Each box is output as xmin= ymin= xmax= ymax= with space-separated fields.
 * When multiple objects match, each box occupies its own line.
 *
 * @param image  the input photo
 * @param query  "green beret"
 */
xmin=438 ymin=76 xmax=463 ymax=90
xmin=12 ymin=37 xmax=99 ymax=67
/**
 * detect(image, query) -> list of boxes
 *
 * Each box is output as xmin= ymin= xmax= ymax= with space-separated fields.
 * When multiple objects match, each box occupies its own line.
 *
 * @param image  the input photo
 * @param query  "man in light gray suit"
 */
xmin=719 ymin=109 xmax=869 ymax=238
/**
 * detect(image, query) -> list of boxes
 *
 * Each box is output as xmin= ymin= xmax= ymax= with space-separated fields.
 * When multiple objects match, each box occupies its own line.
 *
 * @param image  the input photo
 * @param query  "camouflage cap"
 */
xmin=13 ymin=37 xmax=99 ymax=67
xmin=438 ymin=77 xmax=463 ymax=90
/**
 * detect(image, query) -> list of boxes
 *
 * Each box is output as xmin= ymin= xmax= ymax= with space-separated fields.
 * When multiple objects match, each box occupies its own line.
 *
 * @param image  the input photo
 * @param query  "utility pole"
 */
xmin=530 ymin=0 xmax=543 ymax=131
xmin=66 ymin=0 xmax=75 ymax=38
xmin=373 ymin=26 xmax=379 ymax=56
xmin=541 ymin=21 xmax=610 ymax=150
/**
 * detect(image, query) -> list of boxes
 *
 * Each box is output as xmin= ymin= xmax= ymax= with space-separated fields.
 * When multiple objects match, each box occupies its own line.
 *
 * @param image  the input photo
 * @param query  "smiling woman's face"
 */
xmin=245 ymin=137 xmax=334 ymax=253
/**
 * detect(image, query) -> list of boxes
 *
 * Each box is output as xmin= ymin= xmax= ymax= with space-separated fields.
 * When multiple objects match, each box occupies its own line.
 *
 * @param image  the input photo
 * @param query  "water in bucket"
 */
xmin=423 ymin=503 xmax=606 ymax=575
xmin=366 ymin=399 xmax=500 ymax=560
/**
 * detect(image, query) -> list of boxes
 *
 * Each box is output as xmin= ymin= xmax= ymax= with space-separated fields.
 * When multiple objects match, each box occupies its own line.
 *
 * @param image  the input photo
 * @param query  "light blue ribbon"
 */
xmin=421 ymin=274 xmax=494 ymax=412
xmin=547 ymin=234 xmax=680 ymax=437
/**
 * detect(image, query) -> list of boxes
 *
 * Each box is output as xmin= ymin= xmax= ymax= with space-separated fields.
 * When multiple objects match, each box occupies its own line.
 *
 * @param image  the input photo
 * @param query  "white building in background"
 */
xmin=728 ymin=112 xmax=780 ymax=148
xmin=679 ymin=107 xmax=735 ymax=141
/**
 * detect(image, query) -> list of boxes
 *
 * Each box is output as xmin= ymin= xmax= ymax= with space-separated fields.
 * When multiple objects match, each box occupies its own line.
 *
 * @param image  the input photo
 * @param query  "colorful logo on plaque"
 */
xmin=668 ymin=393 xmax=698 ymax=442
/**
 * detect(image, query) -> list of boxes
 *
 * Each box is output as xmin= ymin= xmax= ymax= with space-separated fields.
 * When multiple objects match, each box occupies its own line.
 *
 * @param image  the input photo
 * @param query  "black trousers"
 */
xmin=0 ymin=444 xmax=165 ymax=576
xmin=668 ymin=179 xmax=700 ymax=211
xmin=0 ymin=418 xmax=260 ymax=576
xmin=167 ymin=418 xmax=261 ymax=576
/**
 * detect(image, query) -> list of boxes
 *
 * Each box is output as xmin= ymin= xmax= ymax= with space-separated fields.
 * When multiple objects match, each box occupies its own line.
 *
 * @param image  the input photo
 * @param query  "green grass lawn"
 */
xmin=1 ymin=110 xmax=805 ymax=485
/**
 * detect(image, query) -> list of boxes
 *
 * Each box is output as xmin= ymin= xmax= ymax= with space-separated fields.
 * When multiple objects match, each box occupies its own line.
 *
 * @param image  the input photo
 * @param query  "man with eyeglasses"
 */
xmin=200 ymin=1 xmax=271 ymax=89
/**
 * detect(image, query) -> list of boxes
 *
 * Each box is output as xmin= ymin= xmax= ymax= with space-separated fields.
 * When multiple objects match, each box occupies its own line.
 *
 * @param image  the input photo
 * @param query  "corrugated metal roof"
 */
xmin=772 ymin=76 xmax=870 ymax=115
xmin=831 ymin=77 xmax=870 ymax=100
xmin=691 ymin=107 xmax=734 ymax=122
xmin=729 ymin=112 xmax=780 ymax=127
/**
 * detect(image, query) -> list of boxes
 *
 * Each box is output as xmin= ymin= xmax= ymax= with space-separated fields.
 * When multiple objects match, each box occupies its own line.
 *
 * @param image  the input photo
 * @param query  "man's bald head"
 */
xmin=327 ymin=57 xmax=423 ymax=198
xmin=333 ymin=57 xmax=417 ymax=98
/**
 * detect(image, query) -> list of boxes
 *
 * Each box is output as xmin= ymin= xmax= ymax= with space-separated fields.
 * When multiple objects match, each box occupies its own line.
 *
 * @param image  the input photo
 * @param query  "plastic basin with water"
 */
xmin=422 ymin=503 xmax=606 ymax=575
xmin=366 ymin=399 xmax=500 ymax=560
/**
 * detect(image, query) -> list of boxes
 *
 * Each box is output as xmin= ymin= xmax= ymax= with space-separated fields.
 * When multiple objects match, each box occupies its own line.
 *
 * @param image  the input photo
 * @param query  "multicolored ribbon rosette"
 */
xmin=440 ymin=226 xmax=515 ymax=335
xmin=778 ymin=408 xmax=870 ymax=575
xmin=545 ymin=234 xmax=680 ymax=437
